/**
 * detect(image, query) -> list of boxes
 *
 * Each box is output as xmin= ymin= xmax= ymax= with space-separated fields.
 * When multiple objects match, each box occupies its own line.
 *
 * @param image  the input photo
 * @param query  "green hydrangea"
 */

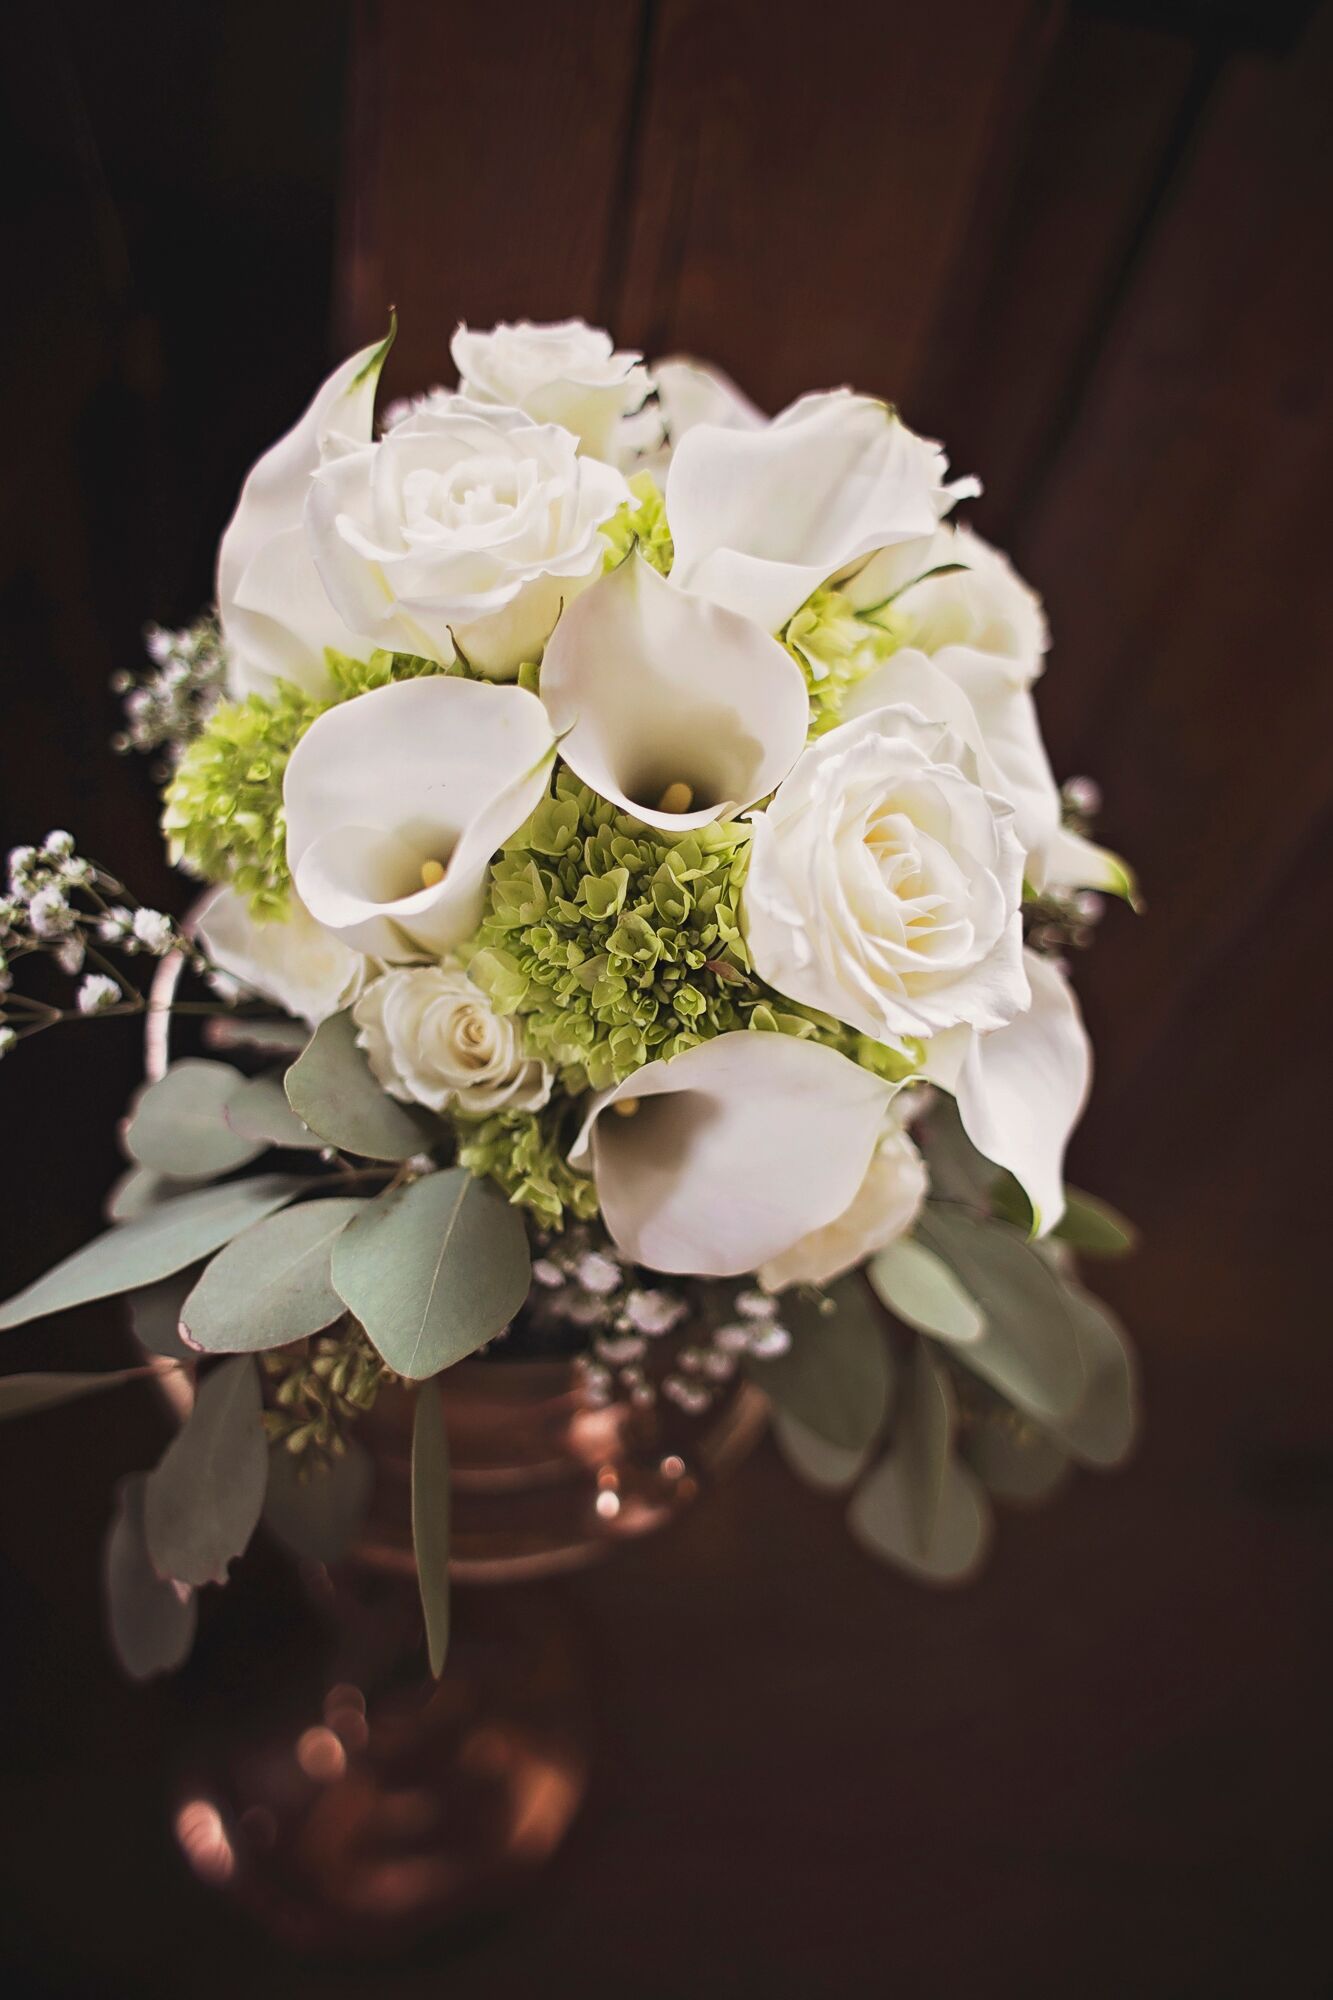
xmin=162 ymin=648 xmax=510 ymax=919
xmin=784 ymin=585 xmax=910 ymax=735
xmin=462 ymin=770 xmax=923 ymax=1105
xmin=601 ymin=472 xmax=673 ymax=576
xmin=456 ymin=1109 xmax=599 ymax=1229
xmin=162 ymin=681 xmax=324 ymax=918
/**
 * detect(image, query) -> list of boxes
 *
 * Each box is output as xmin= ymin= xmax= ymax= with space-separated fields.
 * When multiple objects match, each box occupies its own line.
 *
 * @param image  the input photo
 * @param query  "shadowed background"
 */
xmin=1 ymin=2 xmax=1330 ymax=1994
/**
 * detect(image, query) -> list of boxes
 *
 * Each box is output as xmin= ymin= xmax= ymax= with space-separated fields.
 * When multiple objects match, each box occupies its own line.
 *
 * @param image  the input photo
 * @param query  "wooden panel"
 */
xmin=1012 ymin=2 xmax=1333 ymax=1100
xmin=911 ymin=10 xmax=1200 ymax=531
xmin=612 ymin=0 xmax=1047 ymax=413
xmin=338 ymin=0 xmax=651 ymax=399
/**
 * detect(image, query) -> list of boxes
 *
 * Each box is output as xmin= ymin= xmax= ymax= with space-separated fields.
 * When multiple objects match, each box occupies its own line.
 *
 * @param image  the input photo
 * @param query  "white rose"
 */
xmin=758 ymin=1113 xmax=926 ymax=1293
xmin=743 ymin=705 xmax=1028 ymax=1042
xmin=665 ymin=391 xmax=978 ymax=633
xmin=353 ymin=966 xmax=550 ymax=1115
xmin=307 ymin=400 xmax=629 ymax=677
xmin=451 ymin=318 xmax=655 ymax=465
xmin=846 ymin=523 xmax=1048 ymax=665
xmin=216 ymin=334 xmax=393 ymax=701
xmin=196 ymin=886 xmax=368 ymax=1026
xmin=568 ymin=1033 xmax=893 ymax=1278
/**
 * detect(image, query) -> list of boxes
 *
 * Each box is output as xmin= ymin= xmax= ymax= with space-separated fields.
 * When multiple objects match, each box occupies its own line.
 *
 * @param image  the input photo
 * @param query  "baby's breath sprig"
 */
xmin=0 ymin=831 xmax=228 ymax=1054
xmin=112 ymin=616 xmax=228 ymax=774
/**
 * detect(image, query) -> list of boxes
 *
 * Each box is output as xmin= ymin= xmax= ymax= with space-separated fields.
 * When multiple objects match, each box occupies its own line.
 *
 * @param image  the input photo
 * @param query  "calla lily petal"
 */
xmin=569 ymin=1032 xmax=893 ymax=1276
xmin=195 ymin=885 xmax=369 ymax=1027
xmin=667 ymin=392 xmax=975 ymax=633
xmin=933 ymin=949 xmax=1091 ymax=1236
xmin=540 ymin=553 xmax=810 ymax=831
xmin=217 ymin=333 xmax=392 ymax=699
xmin=653 ymin=357 xmax=765 ymax=441
xmin=284 ymin=677 xmax=554 ymax=959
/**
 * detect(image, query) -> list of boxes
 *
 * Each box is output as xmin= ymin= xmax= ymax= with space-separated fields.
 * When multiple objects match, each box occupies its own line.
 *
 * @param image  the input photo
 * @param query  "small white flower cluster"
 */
xmin=113 ymin=617 xmax=227 ymax=769
xmin=1 ymin=833 xmax=184 ymax=1053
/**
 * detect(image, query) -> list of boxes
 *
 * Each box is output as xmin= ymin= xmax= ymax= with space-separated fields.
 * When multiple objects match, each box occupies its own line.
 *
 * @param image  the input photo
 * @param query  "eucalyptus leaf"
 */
xmin=1054 ymin=1189 xmax=1137 ymax=1258
xmin=745 ymin=1274 xmax=892 ymax=1452
xmin=263 ymin=1439 xmax=373 ymax=1565
xmin=0 ymin=1175 xmax=304 ymax=1331
xmin=128 ymin=1273 xmax=195 ymax=1360
xmin=916 ymin=1206 xmax=1088 ymax=1424
xmin=918 ymin=1097 xmax=997 ymax=1209
xmin=771 ymin=1408 xmax=875 ymax=1492
xmin=125 ymin=1059 xmax=264 ymax=1177
xmin=225 ymin=1070 xmax=324 ymax=1151
xmin=963 ymin=1418 xmax=1072 ymax=1503
xmin=0 ymin=1365 xmax=162 ymax=1421
xmin=104 ymin=1475 xmax=197 ymax=1681
xmin=869 ymin=1236 xmax=985 ymax=1344
xmin=286 ymin=1010 xmax=440 ymax=1161
xmin=849 ymin=1443 xmax=992 ymax=1584
xmin=180 ymin=1198 xmax=367 ymax=1354
xmin=106 ymin=1166 xmax=212 ymax=1222
xmin=412 ymin=1384 xmax=451 ymax=1676
xmin=1044 ymin=1283 xmax=1139 ymax=1468
xmin=331 ymin=1170 xmax=530 ymax=1380
xmin=143 ymin=1356 xmax=268 ymax=1587
xmin=898 ymin=1338 xmax=953 ymax=1554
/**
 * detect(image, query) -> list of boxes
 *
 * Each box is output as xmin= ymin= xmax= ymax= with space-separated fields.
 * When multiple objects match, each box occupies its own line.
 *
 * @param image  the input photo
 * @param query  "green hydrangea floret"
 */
xmin=784 ymin=585 xmax=910 ymax=735
xmin=162 ymin=680 xmax=324 ymax=918
xmin=456 ymin=1109 xmax=600 ymax=1229
xmin=601 ymin=472 xmax=673 ymax=576
xmin=461 ymin=769 xmax=921 ymax=1107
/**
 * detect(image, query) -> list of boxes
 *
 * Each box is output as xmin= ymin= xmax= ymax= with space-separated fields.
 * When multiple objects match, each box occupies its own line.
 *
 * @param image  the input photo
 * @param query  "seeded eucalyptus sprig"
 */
xmin=260 ymin=1323 xmax=396 ymax=1464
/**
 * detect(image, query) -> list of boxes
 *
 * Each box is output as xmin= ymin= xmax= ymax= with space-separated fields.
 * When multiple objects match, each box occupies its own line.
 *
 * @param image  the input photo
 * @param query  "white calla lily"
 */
xmin=195 ymin=885 xmax=369 ymax=1026
xmin=758 ymin=1114 xmax=927 ymax=1293
xmin=283 ymin=677 xmax=554 ymax=960
xmin=568 ymin=1032 xmax=893 ymax=1277
xmin=923 ymin=949 xmax=1091 ymax=1235
xmin=217 ymin=332 xmax=392 ymax=701
xmin=540 ymin=553 xmax=810 ymax=831
xmin=846 ymin=523 xmax=1049 ymax=666
xmin=666 ymin=391 xmax=977 ymax=634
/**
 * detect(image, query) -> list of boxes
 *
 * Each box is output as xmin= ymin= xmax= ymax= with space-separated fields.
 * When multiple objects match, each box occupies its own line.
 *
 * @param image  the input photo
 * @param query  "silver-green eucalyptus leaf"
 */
xmin=143 ymin=1356 xmax=268 ymax=1587
xmin=411 ymin=1384 xmax=451 ymax=1677
xmin=1043 ymin=1282 xmax=1139 ymax=1468
xmin=918 ymin=1097 xmax=997 ymax=1209
xmin=771 ymin=1408 xmax=875 ymax=1492
xmin=916 ymin=1206 xmax=1087 ymax=1423
xmin=331 ymin=1170 xmax=531 ymax=1380
xmin=0 ymin=1175 xmax=305 ymax=1331
xmin=869 ymin=1236 xmax=985 ymax=1344
xmin=106 ymin=1165 xmax=213 ymax=1222
xmin=224 ymin=1070 xmax=324 ymax=1151
xmin=125 ymin=1059 xmax=265 ymax=1177
xmin=285 ymin=1011 xmax=441 ymax=1161
xmin=180 ymin=1197 xmax=368 ymax=1354
xmin=104 ymin=1475 xmax=197 ymax=1681
xmin=1053 ymin=1189 xmax=1137 ymax=1258
xmin=263 ymin=1438 xmax=373 ymax=1565
xmin=745 ymin=1274 xmax=892 ymax=1452
xmin=848 ymin=1439 xmax=992 ymax=1585
xmin=963 ymin=1417 xmax=1072 ymax=1503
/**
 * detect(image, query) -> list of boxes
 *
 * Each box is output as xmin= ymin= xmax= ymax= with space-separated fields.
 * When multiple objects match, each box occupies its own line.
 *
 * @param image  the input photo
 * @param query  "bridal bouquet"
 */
xmin=0 ymin=318 xmax=1138 ymax=1679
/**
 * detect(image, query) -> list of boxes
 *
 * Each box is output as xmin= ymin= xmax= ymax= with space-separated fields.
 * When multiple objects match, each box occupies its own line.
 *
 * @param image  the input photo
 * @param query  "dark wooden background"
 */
xmin=2 ymin=3 xmax=1330 ymax=1994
